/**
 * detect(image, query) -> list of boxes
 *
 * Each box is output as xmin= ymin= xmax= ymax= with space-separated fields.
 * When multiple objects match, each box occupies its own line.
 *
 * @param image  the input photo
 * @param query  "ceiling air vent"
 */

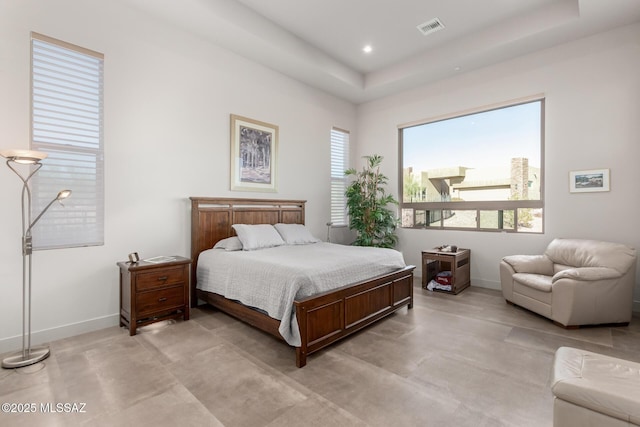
xmin=416 ymin=18 xmax=445 ymax=36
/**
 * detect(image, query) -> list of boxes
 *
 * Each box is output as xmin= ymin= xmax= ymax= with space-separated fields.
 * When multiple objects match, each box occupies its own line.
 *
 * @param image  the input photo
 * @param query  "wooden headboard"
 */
xmin=189 ymin=197 xmax=306 ymax=305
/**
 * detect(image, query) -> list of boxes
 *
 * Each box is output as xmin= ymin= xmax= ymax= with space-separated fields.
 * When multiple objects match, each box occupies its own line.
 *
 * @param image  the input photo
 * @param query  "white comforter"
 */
xmin=196 ymin=242 xmax=406 ymax=346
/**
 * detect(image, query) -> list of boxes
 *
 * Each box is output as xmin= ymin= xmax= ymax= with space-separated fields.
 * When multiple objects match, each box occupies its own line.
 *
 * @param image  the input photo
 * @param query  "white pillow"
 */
xmin=274 ymin=223 xmax=321 ymax=245
xmin=213 ymin=236 xmax=243 ymax=251
xmin=232 ymin=224 xmax=285 ymax=250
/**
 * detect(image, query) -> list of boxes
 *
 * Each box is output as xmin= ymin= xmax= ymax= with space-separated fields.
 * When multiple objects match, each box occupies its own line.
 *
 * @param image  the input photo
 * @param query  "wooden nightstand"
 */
xmin=117 ymin=256 xmax=191 ymax=335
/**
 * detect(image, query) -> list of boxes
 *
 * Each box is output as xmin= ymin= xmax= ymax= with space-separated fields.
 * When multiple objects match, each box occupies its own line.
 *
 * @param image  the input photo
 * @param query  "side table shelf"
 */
xmin=421 ymin=249 xmax=471 ymax=294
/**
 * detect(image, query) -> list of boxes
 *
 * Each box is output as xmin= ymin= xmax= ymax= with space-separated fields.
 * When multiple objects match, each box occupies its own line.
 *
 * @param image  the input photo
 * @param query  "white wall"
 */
xmin=0 ymin=0 xmax=356 ymax=352
xmin=356 ymin=23 xmax=640 ymax=310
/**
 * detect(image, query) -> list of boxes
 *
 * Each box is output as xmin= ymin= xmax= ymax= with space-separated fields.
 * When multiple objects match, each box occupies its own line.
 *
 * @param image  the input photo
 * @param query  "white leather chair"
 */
xmin=552 ymin=346 xmax=640 ymax=426
xmin=500 ymin=238 xmax=636 ymax=327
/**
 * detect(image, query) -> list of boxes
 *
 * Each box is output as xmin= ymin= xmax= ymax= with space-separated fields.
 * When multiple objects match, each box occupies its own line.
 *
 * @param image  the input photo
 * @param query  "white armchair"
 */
xmin=500 ymin=238 xmax=637 ymax=327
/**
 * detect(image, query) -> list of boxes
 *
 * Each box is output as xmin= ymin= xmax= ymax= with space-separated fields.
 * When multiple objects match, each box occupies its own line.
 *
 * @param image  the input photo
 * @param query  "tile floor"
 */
xmin=1 ymin=281 xmax=639 ymax=426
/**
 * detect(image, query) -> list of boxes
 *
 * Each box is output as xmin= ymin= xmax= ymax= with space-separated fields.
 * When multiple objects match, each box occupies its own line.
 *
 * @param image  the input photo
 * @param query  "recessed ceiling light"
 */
xmin=363 ymin=45 xmax=373 ymax=54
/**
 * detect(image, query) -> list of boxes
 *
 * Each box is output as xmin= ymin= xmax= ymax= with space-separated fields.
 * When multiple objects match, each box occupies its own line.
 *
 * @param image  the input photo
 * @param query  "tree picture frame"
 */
xmin=230 ymin=114 xmax=278 ymax=192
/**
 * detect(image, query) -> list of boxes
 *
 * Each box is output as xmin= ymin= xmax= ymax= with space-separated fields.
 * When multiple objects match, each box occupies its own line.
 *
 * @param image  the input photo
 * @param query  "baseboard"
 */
xmin=467 ymin=279 xmax=501 ymax=290
xmin=0 ymin=313 xmax=119 ymax=354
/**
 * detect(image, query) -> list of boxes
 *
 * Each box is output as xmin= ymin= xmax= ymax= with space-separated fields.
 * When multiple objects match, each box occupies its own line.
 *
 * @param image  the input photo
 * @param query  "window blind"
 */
xmin=30 ymin=32 xmax=104 ymax=250
xmin=330 ymin=127 xmax=349 ymax=226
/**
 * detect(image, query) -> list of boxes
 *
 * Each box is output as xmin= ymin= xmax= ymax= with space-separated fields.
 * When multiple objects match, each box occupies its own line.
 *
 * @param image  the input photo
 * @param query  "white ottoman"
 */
xmin=551 ymin=347 xmax=640 ymax=427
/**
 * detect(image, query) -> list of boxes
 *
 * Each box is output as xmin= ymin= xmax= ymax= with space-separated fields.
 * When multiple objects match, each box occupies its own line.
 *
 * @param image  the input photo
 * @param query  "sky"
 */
xmin=402 ymin=100 xmax=541 ymax=172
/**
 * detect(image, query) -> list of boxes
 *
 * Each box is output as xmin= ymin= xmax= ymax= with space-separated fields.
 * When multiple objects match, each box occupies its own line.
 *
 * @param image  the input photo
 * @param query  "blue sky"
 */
xmin=403 ymin=100 xmax=541 ymax=172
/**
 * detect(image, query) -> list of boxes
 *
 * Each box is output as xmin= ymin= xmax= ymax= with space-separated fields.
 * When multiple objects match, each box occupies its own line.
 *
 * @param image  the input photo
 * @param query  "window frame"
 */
xmin=398 ymin=96 xmax=545 ymax=233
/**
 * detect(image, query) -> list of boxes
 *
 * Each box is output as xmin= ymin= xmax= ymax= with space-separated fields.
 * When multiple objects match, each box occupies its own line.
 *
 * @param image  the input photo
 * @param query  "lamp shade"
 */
xmin=0 ymin=149 xmax=48 ymax=164
xmin=57 ymin=189 xmax=72 ymax=200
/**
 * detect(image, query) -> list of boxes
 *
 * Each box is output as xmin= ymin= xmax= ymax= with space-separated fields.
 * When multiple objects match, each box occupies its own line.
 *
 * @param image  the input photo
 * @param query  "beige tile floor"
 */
xmin=2 ymin=281 xmax=639 ymax=427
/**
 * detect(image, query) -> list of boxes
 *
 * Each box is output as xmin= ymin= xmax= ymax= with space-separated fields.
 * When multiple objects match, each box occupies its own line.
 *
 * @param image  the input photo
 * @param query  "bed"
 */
xmin=190 ymin=197 xmax=416 ymax=367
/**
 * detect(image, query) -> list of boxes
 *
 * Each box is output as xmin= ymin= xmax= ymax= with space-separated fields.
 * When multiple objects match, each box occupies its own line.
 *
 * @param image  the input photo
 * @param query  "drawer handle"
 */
xmin=158 ymin=297 xmax=167 ymax=302
xmin=157 ymin=276 xmax=168 ymax=281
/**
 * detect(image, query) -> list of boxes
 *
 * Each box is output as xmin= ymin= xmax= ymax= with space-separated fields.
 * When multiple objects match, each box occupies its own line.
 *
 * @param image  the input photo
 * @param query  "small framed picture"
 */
xmin=569 ymin=169 xmax=610 ymax=193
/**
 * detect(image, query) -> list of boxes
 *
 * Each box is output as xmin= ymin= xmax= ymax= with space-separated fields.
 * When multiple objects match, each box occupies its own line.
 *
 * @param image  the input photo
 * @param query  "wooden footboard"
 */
xmin=294 ymin=265 xmax=415 ymax=367
xmin=196 ymin=265 xmax=415 ymax=368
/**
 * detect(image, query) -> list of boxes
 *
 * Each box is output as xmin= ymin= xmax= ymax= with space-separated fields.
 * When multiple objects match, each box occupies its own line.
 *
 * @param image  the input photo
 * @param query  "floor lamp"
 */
xmin=1 ymin=149 xmax=71 ymax=369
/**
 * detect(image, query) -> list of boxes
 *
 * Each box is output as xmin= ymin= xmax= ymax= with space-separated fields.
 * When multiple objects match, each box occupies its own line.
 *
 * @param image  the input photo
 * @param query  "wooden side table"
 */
xmin=118 ymin=256 xmax=191 ymax=335
xmin=421 ymin=248 xmax=471 ymax=294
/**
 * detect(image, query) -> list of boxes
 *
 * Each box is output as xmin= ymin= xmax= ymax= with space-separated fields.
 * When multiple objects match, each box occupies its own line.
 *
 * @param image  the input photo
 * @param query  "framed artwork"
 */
xmin=569 ymin=169 xmax=610 ymax=193
xmin=230 ymin=114 xmax=278 ymax=192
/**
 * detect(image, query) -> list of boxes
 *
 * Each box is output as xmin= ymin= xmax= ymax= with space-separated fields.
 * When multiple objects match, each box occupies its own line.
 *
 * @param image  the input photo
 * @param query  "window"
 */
xmin=399 ymin=98 xmax=544 ymax=233
xmin=30 ymin=32 xmax=104 ymax=249
xmin=330 ymin=127 xmax=350 ymax=226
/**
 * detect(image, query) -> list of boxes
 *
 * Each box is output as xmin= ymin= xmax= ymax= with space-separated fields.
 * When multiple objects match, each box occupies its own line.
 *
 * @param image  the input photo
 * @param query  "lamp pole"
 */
xmin=326 ymin=221 xmax=334 ymax=243
xmin=1 ymin=149 xmax=71 ymax=369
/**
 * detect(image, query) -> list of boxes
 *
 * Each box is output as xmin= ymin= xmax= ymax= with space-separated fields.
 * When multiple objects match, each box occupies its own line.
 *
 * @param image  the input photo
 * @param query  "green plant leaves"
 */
xmin=344 ymin=154 xmax=399 ymax=248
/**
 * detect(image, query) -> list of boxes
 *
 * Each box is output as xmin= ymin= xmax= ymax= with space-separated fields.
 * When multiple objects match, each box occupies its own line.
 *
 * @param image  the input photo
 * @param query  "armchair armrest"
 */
xmin=502 ymin=255 xmax=554 ymax=276
xmin=552 ymin=267 xmax=622 ymax=283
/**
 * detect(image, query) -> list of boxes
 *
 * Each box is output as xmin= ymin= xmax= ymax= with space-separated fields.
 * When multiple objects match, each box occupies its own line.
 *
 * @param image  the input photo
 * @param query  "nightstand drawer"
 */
xmin=136 ymin=266 xmax=187 ymax=291
xmin=136 ymin=286 xmax=185 ymax=316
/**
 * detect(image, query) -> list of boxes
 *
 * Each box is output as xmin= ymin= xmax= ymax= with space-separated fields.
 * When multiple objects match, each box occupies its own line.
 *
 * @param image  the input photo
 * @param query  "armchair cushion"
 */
xmin=513 ymin=273 xmax=553 ymax=292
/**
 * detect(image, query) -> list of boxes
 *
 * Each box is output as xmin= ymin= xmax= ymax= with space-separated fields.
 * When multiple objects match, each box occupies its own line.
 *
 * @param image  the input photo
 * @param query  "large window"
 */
xmin=330 ymin=127 xmax=350 ymax=226
xmin=30 ymin=32 xmax=104 ymax=249
xmin=399 ymin=98 xmax=544 ymax=233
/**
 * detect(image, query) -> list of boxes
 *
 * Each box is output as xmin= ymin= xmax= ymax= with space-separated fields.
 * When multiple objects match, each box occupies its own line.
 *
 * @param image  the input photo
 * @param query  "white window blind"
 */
xmin=330 ymin=127 xmax=349 ymax=226
xmin=30 ymin=32 xmax=104 ymax=250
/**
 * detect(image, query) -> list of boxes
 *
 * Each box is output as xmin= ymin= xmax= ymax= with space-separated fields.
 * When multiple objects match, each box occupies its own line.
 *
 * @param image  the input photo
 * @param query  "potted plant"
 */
xmin=345 ymin=154 xmax=399 ymax=248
